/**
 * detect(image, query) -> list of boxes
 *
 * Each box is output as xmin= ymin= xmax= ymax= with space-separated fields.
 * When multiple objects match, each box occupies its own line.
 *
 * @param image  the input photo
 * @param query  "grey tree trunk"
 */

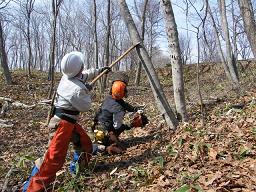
xmin=93 ymin=0 xmax=102 ymax=92
xmin=93 ymin=0 xmax=99 ymax=69
xmin=102 ymin=0 xmax=111 ymax=90
xmin=219 ymin=0 xmax=239 ymax=89
xmin=231 ymin=1 xmax=238 ymax=61
xmin=134 ymin=0 xmax=148 ymax=86
xmin=207 ymin=0 xmax=232 ymax=81
xmin=0 ymin=19 xmax=12 ymax=85
xmin=118 ymin=0 xmax=178 ymax=129
xmin=196 ymin=28 xmax=205 ymax=125
xmin=238 ymin=0 xmax=256 ymax=57
xmin=48 ymin=0 xmax=63 ymax=99
xmin=25 ymin=0 xmax=35 ymax=77
xmin=160 ymin=0 xmax=188 ymax=122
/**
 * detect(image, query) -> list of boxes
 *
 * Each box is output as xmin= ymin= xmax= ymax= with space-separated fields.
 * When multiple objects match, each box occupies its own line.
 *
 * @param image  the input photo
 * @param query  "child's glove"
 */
xmin=133 ymin=105 xmax=145 ymax=112
xmin=100 ymin=66 xmax=111 ymax=74
xmin=130 ymin=111 xmax=148 ymax=128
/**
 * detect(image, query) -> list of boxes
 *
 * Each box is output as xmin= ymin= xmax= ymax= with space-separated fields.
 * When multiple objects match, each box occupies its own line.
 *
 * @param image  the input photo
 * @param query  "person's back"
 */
xmin=97 ymin=95 xmax=125 ymax=130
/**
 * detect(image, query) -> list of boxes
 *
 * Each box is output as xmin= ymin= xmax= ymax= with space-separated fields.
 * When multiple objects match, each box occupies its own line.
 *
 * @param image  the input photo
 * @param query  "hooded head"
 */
xmin=61 ymin=51 xmax=85 ymax=78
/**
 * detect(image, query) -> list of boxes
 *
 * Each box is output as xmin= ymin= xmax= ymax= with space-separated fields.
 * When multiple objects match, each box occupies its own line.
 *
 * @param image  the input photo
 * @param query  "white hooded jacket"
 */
xmin=54 ymin=68 xmax=101 ymax=121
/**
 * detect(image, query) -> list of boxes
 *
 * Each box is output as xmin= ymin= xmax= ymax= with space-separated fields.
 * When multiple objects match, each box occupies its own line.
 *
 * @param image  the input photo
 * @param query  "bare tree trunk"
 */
xmin=48 ymin=0 xmax=63 ymax=99
xmin=219 ymin=0 xmax=239 ymax=90
xmin=196 ymin=28 xmax=205 ymax=125
xmin=93 ymin=0 xmax=102 ymax=92
xmin=118 ymin=0 xmax=178 ymax=129
xmin=231 ymin=1 xmax=238 ymax=62
xmin=238 ymin=0 xmax=256 ymax=57
xmin=19 ymin=31 xmax=23 ymax=69
xmin=93 ymin=0 xmax=99 ymax=69
xmin=102 ymin=0 xmax=111 ymax=90
xmin=161 ymin=0 xmax=188 ymax=122
xmin=207 ymin=0 xmax=236 ymax=88
xmin=27 ymin=18 xmax=32 ymax=76
xmin=134 ymin=60 xmax=142 ymax=85
xmin=0 ymin=19 xmax=12 ymax=85
xmin=25 ymin=0 xmax=35 ymax=77
xmin=134 ymin=0 xmax=148 ymax=86
xmin=230 ymin=1 xmax=239 ymax=79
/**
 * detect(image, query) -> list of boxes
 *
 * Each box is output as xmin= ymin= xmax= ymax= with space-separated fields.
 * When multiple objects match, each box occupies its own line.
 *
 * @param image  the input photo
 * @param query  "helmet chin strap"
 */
xmin=124 ymin=87 xmax=128 ymax=98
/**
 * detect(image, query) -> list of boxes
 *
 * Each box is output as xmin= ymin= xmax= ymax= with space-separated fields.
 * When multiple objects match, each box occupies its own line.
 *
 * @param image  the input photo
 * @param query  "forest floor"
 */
xmin=0 ymin=62 xmax=256 ymax=192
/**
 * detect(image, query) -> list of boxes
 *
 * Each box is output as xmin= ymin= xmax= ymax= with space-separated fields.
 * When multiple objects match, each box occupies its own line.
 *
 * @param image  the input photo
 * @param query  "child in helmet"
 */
xmin=21 ymin=51 xmax=110 ymax=192
xmin=93 ymin=73 xmax=148 ymax=154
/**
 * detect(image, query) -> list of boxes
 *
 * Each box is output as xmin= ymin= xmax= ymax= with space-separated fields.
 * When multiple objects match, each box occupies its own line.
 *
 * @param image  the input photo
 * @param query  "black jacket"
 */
xmin=94 ymin=95 xmax=137 ymax=131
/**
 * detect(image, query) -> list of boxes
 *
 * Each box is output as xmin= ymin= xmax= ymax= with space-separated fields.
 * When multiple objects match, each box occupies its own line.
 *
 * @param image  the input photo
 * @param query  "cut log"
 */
xmin=0 ymin=97 xmax=36 ymax=109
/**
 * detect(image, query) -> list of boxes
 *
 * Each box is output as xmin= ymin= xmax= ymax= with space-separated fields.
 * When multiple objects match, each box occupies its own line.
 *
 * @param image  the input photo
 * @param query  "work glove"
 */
xmin=134 ymin=105 xmax=145 ymax=112
xmin=85 ymin=83 xmax=93 ymax=91
xmin=130 ymin=111 xmax=148 ymax=128
xmin=100 ymin=66 xmax=111 ymax=74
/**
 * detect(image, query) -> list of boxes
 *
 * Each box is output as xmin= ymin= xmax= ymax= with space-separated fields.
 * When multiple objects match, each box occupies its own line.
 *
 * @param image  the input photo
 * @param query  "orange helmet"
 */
xmin=111 ymin=80 xmax=127 ymax=100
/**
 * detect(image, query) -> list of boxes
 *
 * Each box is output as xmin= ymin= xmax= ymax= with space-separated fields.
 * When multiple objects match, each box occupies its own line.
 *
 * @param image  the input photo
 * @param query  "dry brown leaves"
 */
xmin=0 ymin=71 xmax=256 ymax=191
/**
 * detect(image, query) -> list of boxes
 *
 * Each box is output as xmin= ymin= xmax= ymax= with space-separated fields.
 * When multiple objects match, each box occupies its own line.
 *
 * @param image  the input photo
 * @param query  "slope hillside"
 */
xmin=0 ymin=61 xmax=255 ymax=191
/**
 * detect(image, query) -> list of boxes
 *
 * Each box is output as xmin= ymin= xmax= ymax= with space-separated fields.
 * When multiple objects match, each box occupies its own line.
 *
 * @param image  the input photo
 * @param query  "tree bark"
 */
xmin=231 ymin=1 xmax=238 ymax=62
xmin=207 ymin=1 xmax=232 ymax=81
xmin=93 ymin=0 xmax=99 ymax=69
xmin=134 ymin=0 xmax=148 ymax=86
xmin=161 ymin=0 xmax=188 ymax=122
xmin=0 ymin=19 xmax=12 ymax=85
xmin=93 ymin=0 xmax=102 ymax=92
xmin=118 ymin=0 xmax=178 ymax=129
xmin=238 ymin=0 xmax=256 ymax=57
xmin=219 ymin=0 xmax=239 ymax=89
xmin=48 ymin=0 xmax=63 ymax=99
xmin=196 ymin=28 xmax=205 ymax=125
xmin=102 ymin=0 xmax=111 ymax=90
xmin=25 ymin=0 xmax=35 ymax=77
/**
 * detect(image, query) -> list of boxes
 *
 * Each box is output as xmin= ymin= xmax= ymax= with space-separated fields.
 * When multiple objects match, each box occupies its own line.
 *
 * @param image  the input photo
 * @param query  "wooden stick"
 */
xmin=45 ymin=90 xmax=57 ymax=126
xmin=89 ymin=42 xmax=140 ymax=85
xmin=1 ymin=165 xmax=14 ymax=192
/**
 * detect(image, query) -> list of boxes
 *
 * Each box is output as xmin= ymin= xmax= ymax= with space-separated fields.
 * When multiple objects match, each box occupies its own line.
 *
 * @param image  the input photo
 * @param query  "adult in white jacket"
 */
xmin=21 ymin=51 xmax=110 ymax=192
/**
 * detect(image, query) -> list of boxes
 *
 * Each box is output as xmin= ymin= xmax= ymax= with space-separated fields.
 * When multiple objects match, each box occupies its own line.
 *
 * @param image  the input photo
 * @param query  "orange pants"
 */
xmin=26 ymin=120 xmax=92 ymax=192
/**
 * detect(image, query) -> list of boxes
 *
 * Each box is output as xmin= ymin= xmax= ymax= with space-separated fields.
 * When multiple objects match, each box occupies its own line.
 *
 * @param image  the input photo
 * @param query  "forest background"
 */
xmin=0 ymin=0 xmax=256 ymax=191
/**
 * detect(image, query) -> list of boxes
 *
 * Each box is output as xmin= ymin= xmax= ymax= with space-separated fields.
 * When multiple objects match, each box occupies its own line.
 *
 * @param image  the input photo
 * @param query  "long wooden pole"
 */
xmin=89 ymin=42 xmax=140 ymax=85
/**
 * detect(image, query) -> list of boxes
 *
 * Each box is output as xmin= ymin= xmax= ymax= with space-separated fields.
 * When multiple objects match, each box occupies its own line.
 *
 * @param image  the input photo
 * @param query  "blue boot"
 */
xmin=22 ymin=166 xmax=39 ymax=192
xmin=69 ymin=152 xmax=80 ymax=174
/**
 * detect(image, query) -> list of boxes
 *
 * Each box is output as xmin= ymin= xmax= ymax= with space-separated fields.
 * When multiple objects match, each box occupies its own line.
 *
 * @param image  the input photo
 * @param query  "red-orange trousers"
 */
xmin=26 ymin=120 xmax=92 ymax=192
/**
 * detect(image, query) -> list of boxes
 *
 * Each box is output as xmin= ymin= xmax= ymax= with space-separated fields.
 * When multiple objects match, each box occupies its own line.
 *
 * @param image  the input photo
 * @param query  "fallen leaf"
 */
xmin=157 ymin=175 xmax=170 ymax=187
xmin=205 ymin=171 xmax=222 ymax=186
xmin=110 ymin=167 xmax=118 ymax=176
xmin=246 ymin=118 xmax=254 ymax=123
xmin=206 ymin=189 xmax=216 ymax=192
xmin=209 ymin=148 xmax=218 ymax=160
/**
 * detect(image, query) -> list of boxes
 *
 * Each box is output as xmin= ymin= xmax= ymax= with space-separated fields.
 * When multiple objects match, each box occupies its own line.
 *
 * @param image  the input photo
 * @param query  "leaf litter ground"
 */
xmin=0 ymin=64 xmax=256 ymax=191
